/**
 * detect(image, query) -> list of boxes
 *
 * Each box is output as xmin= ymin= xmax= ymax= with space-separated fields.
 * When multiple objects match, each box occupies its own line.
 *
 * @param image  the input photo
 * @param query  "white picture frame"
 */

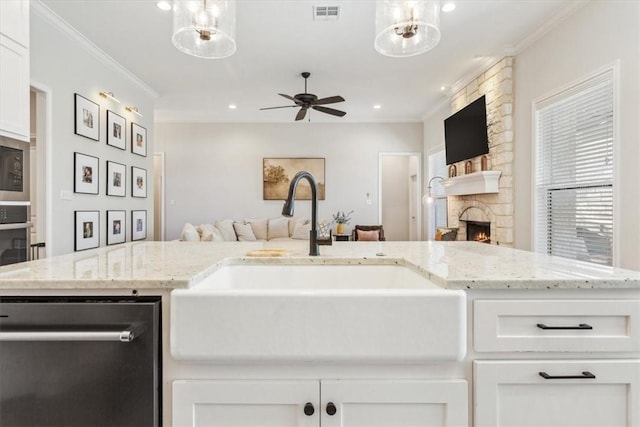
xmin=131 ymin=166 xmax=147 ymax=198
xmin=74 ymin=152 xmax=99 ymax=195
xmin=107 ymin=210 xmax=126 ymax=245
xmin=131 ymin=122 xmax=147 ymax=157
xmin=132 ymin=210 xmax=147 ymax=241
xmin=74 ymin=93 xmax=100 ymax=141
xmin=106 ymin=110 xmax=126 ymax=150
xmin=75 ymin=210 xmax=100 ymax=251
xmin=106 ymin=161 xmax=126 ymax=197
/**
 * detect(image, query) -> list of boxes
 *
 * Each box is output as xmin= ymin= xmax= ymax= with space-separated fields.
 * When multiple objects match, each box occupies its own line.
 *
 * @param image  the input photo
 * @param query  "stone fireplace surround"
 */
xmin=446 ymin=57 xmax=514 ymax=247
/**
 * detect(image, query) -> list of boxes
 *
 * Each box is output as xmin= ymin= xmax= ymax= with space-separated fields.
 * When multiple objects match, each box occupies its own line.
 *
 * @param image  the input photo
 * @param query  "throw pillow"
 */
xmin=357 ymin=229 xmax=380 ymax=241
xmin=245 ymin=218 xmax=268 ymax=240
xmin=291 ymin=219 xmax=311 ymax=240
xmin=200 ymin=224 xmax=224 ymax=242
xmin=180 ymin=223 xmax=200 ymax=242
xmin=268 ymin=217 xmax=290 ymax=240
xmin=436 ymin=227 xmax=458 ymax=241
xmin=214 ymin=219 xmax=237 ymax=241
xmin=233 ymin=221 xmax=257 ymax=241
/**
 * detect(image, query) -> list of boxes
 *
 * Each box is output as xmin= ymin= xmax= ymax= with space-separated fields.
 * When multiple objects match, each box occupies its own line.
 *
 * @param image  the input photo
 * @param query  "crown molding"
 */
xmin=513 ymin=0 xmax=588 ymax=55
xmin=31 ymin=0 xmax=159 ymax=100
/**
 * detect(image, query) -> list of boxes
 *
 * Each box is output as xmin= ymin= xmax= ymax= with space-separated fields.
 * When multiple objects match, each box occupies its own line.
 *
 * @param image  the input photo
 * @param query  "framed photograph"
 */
xmin=131 ymin=210 xmax=147 ymax=241
xmin=75 ymin=210 xmax=100 ymax=251
xmin=74 ymin=152 xmax=99 ymax=194
xmin=263 ymin=158 xmax=325 ymax=200
xmin=106 ymin=110 xmax=126 ymax=150
xmin=131 ymin=166 xmax=147 ymax=198
xmin=106 ymin=210 xmax=126 ymax=245
xmin=131 ymin=123 xmax=147 ymax=157
xmin=106 ymin=161 xmax=126 ymax=197
xmin=74 ymin=93 xmax=100 ymax=141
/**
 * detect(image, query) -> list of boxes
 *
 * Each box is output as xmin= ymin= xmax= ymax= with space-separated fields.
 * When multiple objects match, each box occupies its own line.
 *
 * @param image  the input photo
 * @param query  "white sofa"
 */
xmin=180 ymin=217 xmax=311 ymax=242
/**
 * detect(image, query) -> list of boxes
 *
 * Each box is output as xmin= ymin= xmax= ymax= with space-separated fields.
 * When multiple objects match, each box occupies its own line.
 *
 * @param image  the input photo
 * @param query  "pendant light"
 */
xmin=374 ymin=1 xmax=441 ymax=57
xmin=172 ymin=0 xmax=236 ymax=59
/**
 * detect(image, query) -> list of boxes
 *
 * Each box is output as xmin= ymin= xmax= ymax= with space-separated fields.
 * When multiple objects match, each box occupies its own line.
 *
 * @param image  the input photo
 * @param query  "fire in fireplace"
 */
xmin=467 ymin=221 xmax=491 ymax=244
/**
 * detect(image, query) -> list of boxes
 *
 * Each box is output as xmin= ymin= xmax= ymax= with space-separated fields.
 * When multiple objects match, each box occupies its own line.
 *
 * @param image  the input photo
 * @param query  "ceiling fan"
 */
xmin=260 ymin=72 xmax=346 ymax=121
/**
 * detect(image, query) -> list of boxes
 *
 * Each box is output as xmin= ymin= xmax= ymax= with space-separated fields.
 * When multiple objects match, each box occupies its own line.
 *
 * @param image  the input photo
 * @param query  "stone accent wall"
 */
xmin=447 ymin=57 xmax=514 ymax=247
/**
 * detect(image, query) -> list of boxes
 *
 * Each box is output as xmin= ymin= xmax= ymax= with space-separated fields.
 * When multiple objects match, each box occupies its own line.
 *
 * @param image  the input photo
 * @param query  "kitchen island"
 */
xmin=1 ymin=241 xmax=639 ymax=427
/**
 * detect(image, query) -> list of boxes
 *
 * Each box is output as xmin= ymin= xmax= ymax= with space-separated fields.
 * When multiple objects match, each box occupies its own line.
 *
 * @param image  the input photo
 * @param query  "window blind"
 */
xmin=534 ymin=70 xmax=614 ymax=266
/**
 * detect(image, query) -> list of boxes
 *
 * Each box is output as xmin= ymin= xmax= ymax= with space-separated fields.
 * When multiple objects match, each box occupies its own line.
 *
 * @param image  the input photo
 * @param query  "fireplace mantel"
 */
xmin=442 ymin=171 xmax=502 ymax=196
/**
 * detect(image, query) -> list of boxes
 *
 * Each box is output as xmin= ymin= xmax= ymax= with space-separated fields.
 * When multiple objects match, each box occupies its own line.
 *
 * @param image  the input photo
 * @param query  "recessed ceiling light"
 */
xmin=228 ymin=104 xmax=237 ymax=110
xmin=440 ymin=86 xmax=446 ymax=91
xmin=156 ymin=1 xmax=171 ymax=11
xmin=442 ymin=2 xmax=456 ymax=12
xmin=373 ymin=104 xmax=382 ymax=109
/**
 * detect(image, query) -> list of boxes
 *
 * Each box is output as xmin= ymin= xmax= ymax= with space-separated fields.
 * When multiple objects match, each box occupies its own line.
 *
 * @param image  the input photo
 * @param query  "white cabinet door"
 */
xmin=321 ymin=379 xmax=468 ymax=427
xmin=173 ymin=380 xmax=318 ymax=427
xmin=0 ymin=0 xmax=29 ymax=142
xmin=475 ymin=360 xmax=640 ymax=427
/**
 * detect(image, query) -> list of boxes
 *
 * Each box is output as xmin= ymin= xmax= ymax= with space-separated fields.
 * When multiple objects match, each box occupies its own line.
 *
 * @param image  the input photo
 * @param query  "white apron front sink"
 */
xmin=170 ymin=263 xmax=466 ymax=362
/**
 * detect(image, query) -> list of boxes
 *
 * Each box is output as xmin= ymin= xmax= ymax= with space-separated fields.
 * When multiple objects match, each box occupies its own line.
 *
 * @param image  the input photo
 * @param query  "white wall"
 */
xmin=380 ymin=155 xmax=410 ymax=241
xmin=155 ymin=122 xmax=423 ymax=240
xmin=30 ymin=5 xmax=156 ymax=256
xmin=513 ymin=0 xmax=640 ymax=270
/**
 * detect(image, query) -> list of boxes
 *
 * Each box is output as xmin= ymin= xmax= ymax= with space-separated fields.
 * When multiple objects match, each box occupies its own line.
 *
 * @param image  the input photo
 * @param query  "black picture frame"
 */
xmin=74 ymin=93 xmax=100 ymax=141
xmin=131 ymin=166 xmax=147 ymax=198
xmin=74 ymin=152 xmax=99 ymax=195
xmin=131 ymin=122 xmax=147 ymax=157
xmin=106 ymin=110 xmax=126 ymax=150
xmin=131 ymin=210 xmax=147 ymax=241
xmin=106 ymin=161 xmax=126 ymax=197
xmin=106 ymin=210 xmax=126 ymax=245
xmin=74 ymin=210 xmax=100 ymax=251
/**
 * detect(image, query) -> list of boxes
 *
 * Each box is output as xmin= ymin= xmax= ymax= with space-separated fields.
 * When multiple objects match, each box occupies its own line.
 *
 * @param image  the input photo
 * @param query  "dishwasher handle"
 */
xmin=0 ymin=322 xmax=145 ymax=343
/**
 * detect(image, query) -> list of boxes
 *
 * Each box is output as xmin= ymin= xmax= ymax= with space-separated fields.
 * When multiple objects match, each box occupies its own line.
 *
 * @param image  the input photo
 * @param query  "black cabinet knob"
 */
xmin=304 ymin=402 xmax=315 ymax=416
xmin=326 ymin=402 xmax=337 ymax=416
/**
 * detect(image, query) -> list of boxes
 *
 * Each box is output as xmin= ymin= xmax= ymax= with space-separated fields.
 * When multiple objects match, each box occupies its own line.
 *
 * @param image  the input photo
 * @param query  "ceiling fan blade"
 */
xmin=312 ymin=105 xmax=346 ymax=117
xmin=295 ymin=108 xmax=308 ymax=121
xmin=315 ymin=96 xmax=345 ymax=105
xmin=260 ymin=105 xmax=298 ymax=110
xmin=279 ymin=93 xmax=301 ymax=104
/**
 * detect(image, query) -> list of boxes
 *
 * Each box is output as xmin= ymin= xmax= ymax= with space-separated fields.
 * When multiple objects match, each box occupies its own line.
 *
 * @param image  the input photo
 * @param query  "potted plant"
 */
xmin=332 ymin=210 xmax=353 ymax=235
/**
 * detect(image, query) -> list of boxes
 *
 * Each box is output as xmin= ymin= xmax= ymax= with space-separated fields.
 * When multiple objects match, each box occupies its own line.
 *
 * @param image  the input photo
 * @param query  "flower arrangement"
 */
xmin=332 ymin=210 xmax=354 ymax=224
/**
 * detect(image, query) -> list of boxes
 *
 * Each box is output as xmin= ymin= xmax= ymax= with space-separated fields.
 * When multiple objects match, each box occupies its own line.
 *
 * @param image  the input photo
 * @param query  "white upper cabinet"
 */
xmin=0 ymin=0 xmax=30 ymax=142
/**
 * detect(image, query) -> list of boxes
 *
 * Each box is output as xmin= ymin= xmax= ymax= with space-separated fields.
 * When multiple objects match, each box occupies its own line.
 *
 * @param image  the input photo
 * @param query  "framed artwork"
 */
xmin=106 ymin=210 xmax=126 ymax=245
xmin=74 ymin=93 xmax=100 ymax=141
xmin=263 ymin=158 xmax=325 ymax=200
xmin=131 ymin=166 xmax=147 ymax=198
xmin=106 ymin=110 xmax=126 ymax=150
xmin=131 ymin=123 xmax=147 ymax=157
xmin=74 ymin=152 xmax=99 ymax=194
xmin=106 ymin=161 xmax=126 ymax=197
xmin=131 ymin=210 xmax=147 ymax=241
xmin=74 ymin=210 xmax=100 ymax=251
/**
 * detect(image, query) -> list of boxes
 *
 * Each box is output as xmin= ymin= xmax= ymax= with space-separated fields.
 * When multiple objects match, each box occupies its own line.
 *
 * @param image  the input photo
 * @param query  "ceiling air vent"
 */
xmin=313 ymin=5 xmax=340 ymax=21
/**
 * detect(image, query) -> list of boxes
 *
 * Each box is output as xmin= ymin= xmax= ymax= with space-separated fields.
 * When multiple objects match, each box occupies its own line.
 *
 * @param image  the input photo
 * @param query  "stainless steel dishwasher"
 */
xmin=0 ymin=296 xmax=161 ymax=426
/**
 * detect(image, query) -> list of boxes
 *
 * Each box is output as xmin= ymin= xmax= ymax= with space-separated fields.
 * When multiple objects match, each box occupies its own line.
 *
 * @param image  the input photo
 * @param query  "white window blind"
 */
xmin=534 ymin=70 xmax=614 ymax=266
xmin=427 ymin=149 xmax=448 ymax=240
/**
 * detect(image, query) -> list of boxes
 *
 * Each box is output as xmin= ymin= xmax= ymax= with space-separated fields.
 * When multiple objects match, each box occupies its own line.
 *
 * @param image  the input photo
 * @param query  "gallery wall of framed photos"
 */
xmin=70 ymin=90 xmax=153 ymax=252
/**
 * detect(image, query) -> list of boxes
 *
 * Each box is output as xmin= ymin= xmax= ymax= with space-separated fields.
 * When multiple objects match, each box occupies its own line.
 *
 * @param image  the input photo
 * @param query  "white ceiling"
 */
xmin=40 ymin=0 xmax=581 ymax=123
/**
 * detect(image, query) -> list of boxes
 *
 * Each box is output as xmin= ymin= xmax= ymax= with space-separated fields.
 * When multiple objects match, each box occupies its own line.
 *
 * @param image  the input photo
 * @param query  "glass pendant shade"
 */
xmin=172 ymin=0 xmax=236 ymax=59
xmin=375 ymin=1 xmax=441 ymax=57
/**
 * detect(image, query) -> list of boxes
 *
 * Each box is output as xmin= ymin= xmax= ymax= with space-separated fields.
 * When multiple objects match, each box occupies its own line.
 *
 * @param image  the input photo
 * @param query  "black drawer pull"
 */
xmin=537 ymin=323 xmax=592 ymax=330
xmin=303 ymin=402 xmax=315 ymax=416
xmin=326 ymin=402 xmax=337 ymax=416
xmin=539 ymin=371 xmax=596 ymax=380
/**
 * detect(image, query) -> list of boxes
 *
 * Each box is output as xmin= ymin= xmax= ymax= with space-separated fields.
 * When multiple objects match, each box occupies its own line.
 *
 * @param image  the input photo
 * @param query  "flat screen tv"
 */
xmin=444 ymin=95 xmax=489 ymax=165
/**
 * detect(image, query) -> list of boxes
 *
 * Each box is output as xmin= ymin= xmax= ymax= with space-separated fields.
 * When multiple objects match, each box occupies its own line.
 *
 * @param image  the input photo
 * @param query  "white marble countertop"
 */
xmin=0 ymin=241 xmax=640 ymax=290
xmin=1 ymin=241 xmax=639 ymax=291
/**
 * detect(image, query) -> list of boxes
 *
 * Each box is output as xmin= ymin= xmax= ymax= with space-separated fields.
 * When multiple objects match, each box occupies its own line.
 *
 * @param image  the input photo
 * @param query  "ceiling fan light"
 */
xmin=172 ymin=0 xmax=236 ymax=59
xmin=374 ymin=1 xmax=441 ymax=57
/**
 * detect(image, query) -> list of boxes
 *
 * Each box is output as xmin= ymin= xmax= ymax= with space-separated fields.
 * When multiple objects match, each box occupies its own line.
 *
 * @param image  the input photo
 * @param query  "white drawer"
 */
xmin=474 ymin=299 xmax=640 ymax=352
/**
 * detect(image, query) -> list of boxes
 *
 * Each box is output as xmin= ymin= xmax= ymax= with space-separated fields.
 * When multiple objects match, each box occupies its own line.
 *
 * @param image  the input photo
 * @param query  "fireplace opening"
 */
xmin=467 ymin=221 xmax=491 ymax=244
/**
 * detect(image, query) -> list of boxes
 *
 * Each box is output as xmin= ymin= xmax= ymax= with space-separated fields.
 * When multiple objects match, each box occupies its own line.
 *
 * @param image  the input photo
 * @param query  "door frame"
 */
xmin=378 ymin=152 xmax=422 ymax=241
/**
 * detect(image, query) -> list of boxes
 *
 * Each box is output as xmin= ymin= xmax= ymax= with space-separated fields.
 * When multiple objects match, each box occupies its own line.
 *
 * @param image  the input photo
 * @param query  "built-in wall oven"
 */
xmin=0 ymin=137 xmax=31 ymax=265
xmin=0 ymin=296 xmax=162 ymax=426
xmin=0 ymin=137 xmax=29 ymax=202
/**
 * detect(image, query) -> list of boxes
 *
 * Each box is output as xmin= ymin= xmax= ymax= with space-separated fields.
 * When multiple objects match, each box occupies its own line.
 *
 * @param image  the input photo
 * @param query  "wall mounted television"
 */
xmin=444 ymin=95 xmax=489 ymax=165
